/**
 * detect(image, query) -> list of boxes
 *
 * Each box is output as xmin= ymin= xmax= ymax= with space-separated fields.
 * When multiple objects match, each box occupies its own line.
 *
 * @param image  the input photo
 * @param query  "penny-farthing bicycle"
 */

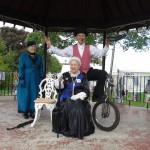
xmin=92 ymin=34 xmax=127 ymax=131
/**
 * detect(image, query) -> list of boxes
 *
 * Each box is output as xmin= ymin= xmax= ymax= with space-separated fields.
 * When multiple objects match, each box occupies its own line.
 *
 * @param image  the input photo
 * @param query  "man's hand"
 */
xmin=105 ymin=39 xmax=110 ymax=47
xmin=45 ymin=36 xmax=51 ymax=48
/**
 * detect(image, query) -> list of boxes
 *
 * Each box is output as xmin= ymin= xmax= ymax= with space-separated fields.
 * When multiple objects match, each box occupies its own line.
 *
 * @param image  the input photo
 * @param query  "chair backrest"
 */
xmin=38 ymin=76 xmax=57 ymax=100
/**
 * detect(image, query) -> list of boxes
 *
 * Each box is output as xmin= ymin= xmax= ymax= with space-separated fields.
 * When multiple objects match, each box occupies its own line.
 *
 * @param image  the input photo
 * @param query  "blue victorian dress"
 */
xmin=17 ymin=52 xmax=44 ymax=114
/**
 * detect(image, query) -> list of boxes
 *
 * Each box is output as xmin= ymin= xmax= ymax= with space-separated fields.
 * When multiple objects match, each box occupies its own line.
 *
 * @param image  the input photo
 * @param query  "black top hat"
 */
xmin=73 ymin=26 xmax=88 ymax=37
xmin=27 ymin=40 xmax=36 ymax=47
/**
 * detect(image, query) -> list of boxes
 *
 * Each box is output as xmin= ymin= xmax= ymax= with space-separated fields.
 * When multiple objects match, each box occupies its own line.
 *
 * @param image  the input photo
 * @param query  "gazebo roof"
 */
xmin=0 ymin=0 xmax=150 ymax=33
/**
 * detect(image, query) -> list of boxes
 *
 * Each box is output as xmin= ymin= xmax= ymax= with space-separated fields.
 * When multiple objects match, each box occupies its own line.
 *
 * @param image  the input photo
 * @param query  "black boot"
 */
xmin=92 ymin=82 xmax=105 ymax=102
xmin=92 ymin=95 xmax=107 ymax=102
xmin=92 ymin=87 xmax=102 ymax=102
xmin=30 ymin=112 xmax=35 ymax=119
xmin=23 ymin=113 xmax=29 ymax=119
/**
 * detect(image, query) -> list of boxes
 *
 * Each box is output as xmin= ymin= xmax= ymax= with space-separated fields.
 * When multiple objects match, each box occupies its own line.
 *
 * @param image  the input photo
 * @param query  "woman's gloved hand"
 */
xmin=71 ymin=95 xmax=80 ymax=100
xmin=71 ymin=92 xmax=86 ymax=100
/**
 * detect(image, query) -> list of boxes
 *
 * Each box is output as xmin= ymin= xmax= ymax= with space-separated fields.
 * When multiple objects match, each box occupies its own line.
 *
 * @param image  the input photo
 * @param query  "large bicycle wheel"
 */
xmin=92 ymin=98 xmax=120 ymax=131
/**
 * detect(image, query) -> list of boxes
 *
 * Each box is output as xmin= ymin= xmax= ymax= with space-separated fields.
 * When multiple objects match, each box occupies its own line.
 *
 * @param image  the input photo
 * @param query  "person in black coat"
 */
xmin=52 ymin=57 xmax=95 ymax=139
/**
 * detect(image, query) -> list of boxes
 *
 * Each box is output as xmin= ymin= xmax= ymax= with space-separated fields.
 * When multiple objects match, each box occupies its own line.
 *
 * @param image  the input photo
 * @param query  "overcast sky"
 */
xmin=108 ymin=45 xmax=150 ymax=73
xmin=0 ymin=21 xmax=33 ymax=32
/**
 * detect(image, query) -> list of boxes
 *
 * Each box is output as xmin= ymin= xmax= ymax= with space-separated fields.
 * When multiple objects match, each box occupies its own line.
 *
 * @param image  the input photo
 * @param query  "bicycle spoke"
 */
xmin=92 ymin=101 xmax=120 ymax=131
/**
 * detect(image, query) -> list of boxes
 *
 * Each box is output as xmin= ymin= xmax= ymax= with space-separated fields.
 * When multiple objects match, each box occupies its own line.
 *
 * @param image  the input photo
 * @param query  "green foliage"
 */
xmin=48 ymin=32 xmax=75 ymax=49
xmin=123 ymin=28 xmax=150 ymax=51
xmin=0 ymin=27 xmax=29 ymax=72
xmin=0 ymin=55 xmax=9 ymax=70
xmin=86 ymin=33 xmax=102 ymax=45
xmin=0 ymin=27 xmax=28 ymax=52
xmin=91 ymin=58 xmax=102 ymax=65
xmin=123 ymin=100 xmax=146 ymax=107
xmin=3 ymin=51 xmax=18 ymax=71
xmin=0 ymin=36 xmax=7 ymax=55
xmin=25 ymin=30 xmax=45 ymax=44
xmin=26 ymin=31 xmax=75 ymax=50
xmin=25 ymin=30 xmax=45 ymax=55
xmin=47 ymin=55 xmax=62 ymax=73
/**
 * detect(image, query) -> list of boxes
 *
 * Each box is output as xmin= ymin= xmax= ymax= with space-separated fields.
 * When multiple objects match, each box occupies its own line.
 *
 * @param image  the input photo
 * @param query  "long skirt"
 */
xmin=52 ymin=99 xmax=95 ymax=139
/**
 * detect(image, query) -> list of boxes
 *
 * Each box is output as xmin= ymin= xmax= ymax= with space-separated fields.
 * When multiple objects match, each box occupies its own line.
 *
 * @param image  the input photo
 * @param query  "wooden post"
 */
xmin=102 ymin=31 xmax=106 ymax=71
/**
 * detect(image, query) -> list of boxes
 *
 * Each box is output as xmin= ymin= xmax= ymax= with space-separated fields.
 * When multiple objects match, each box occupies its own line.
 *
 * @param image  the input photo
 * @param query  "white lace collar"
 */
xmin=69 ymin=71 xmax=80 ymax=78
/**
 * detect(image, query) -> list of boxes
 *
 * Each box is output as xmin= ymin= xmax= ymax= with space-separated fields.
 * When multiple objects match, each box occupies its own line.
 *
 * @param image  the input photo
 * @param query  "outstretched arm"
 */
xmin=45 ymin=36 xmax=73 ymax=57
xmin=90 ymin=39 xmax=110 ymax=58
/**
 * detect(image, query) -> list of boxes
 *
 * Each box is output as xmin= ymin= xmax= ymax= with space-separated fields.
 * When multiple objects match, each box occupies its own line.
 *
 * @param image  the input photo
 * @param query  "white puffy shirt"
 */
xmin=47 ymin=43 xmax=109 ymax=58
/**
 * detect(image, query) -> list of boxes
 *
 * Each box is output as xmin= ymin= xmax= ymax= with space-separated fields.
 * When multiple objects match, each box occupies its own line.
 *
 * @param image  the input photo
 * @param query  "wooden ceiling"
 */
xmin=0 ymin=0 xmax=150 ymax=33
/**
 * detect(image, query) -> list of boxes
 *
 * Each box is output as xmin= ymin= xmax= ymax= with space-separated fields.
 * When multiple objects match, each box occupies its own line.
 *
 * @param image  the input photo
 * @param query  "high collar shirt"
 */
xmin=47 ymin=42 xmax=109 ymax=58
xmin=77 ymin=43 xmax=85 ymax=57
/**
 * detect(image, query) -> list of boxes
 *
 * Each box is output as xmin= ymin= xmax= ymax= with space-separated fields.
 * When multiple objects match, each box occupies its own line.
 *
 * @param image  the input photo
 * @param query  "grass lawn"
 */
xmin=122 ymin=99 xmax=147 ymax=107
xmin=90 ymin=91 xmax=149 ymax=108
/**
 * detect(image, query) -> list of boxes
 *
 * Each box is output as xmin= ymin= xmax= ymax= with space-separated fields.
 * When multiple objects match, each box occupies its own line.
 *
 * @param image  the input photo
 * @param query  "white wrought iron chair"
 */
xmin=31 ymin=74 xmax=57 ymax=127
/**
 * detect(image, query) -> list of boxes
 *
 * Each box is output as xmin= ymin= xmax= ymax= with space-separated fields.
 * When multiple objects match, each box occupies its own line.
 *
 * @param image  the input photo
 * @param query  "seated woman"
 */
xmin=52 ymin=57 xmax=95 ymax=139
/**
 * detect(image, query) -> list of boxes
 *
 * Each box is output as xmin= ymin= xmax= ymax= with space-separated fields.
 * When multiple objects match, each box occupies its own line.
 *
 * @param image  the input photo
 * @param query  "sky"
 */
xmin=0 ymin=21 xmax=33 ymax=32
xmin=107 ymin=45 xmax=150 ymax=73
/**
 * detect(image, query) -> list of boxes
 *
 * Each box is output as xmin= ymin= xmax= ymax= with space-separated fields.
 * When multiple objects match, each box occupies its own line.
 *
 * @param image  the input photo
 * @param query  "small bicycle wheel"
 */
xmin=92 ymin=98 xmax=120 ymax=131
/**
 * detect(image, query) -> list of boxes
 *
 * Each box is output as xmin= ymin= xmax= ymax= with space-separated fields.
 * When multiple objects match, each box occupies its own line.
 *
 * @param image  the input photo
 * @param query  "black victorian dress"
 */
xmin=52 ymin=72 xmax=95 ymax=139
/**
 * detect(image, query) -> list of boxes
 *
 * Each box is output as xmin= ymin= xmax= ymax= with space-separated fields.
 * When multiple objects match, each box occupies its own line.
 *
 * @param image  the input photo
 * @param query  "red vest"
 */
xmin=73 ymin=44 xmax=91 ymax=73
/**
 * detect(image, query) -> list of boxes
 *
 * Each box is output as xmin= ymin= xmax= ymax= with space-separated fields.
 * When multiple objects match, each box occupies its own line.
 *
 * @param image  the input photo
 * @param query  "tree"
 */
xmin=0 ymin=36 xmax=7 ymax=55
xmin=0 ymin=27 xmax=29 ymax=72
xmin=123 ymin=28 xmax=150 ymax=52
xmin=3 ymin=51 xmax=18 ymax=71
xmin=0 ymin=55 xmax=9 ymax=70
xmin=0 ymin=27 xmax=28 ymax=52
xmin=47 ymin=56 xmax=62 ymax=73
xmin=0 ymin=28 xmax=62 ymax=73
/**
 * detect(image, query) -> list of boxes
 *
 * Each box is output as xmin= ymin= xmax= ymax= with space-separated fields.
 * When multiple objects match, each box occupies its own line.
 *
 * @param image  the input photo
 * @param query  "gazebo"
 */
xmin=0 ymin=1 xmax=150 ymax=149
xmin=0 ymin=0 xmax=150 ymax=74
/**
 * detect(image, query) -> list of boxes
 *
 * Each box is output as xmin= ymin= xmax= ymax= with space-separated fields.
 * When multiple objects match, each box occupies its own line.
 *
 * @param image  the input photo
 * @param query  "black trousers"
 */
xmin=87 ymin=68 xmax=108 ymax=100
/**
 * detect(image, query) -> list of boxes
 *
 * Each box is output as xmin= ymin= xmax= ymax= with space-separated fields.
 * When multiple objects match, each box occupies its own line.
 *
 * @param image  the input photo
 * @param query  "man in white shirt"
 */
xmin=45 ymin=26 xmax=110 ymax=101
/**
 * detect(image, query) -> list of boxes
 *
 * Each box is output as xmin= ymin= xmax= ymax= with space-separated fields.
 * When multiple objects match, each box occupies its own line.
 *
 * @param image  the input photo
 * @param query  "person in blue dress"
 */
xmin=52 ymin=57 xmax=95 ymax=139
xmin=17 ymin=41 xmax=44 ymax=119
